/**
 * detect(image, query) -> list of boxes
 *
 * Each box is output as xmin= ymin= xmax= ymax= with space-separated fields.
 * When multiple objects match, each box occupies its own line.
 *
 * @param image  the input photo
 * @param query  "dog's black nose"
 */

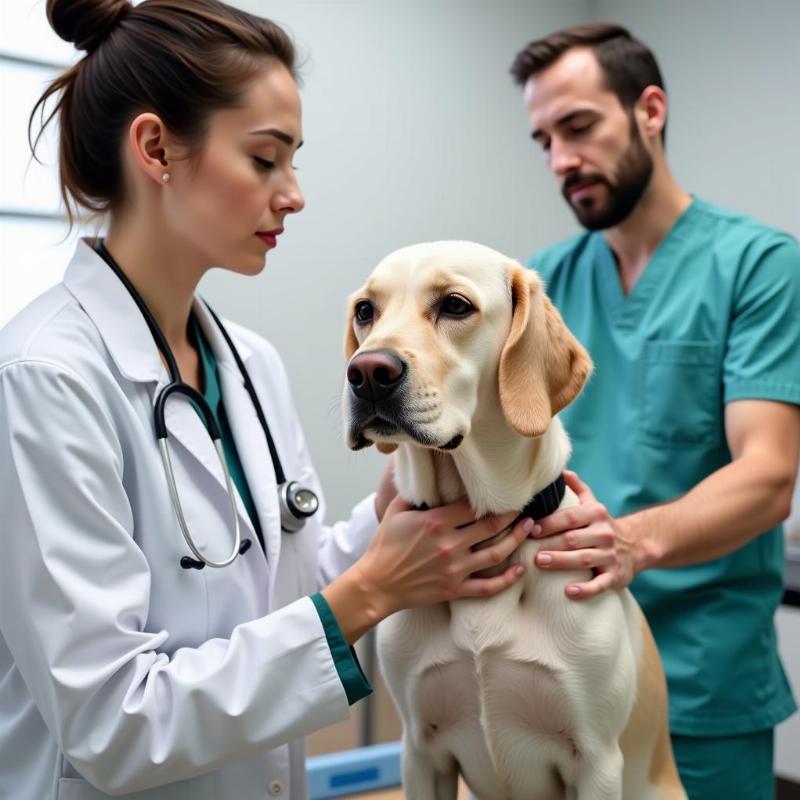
xmin=347 ymin=350 xmax=405 ymax=401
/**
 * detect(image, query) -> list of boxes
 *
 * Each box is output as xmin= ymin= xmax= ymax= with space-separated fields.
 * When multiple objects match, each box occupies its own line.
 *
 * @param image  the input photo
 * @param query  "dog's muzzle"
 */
xmin=346 ymin=349 xmax=464 ymax=451
xmin=347 ymin=349 xmax=406 ymax=402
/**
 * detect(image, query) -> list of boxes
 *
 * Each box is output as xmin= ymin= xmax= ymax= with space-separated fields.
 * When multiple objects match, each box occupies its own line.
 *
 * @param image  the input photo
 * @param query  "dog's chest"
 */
xmin=379 ymin=541 xmax=588 ymax=671
xmin=376 ymin=574 xmax=591 ymax=795
xmin=376 ymin=551 xmax=637 ymax=792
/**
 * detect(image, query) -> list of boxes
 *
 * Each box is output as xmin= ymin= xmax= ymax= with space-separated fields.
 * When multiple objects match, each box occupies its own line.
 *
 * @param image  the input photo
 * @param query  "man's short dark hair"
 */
xmin=510 ymin=23 xmax=666 ymax=122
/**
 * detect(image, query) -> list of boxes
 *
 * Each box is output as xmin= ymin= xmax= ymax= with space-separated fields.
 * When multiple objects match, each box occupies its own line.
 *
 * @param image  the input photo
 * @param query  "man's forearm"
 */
xmin=621 ymin=453 xmax=795 ymax=572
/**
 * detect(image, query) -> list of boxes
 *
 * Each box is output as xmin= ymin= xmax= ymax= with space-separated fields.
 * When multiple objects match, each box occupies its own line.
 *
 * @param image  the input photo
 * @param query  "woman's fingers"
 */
xmin=459 ymin=562 xmax=526 ymax=598
xmin=467 ymin=516 xmax=532 ymax=572
xmin=433 ymin=497 xmax=482 ymax=529
xmin=381 ymin=495 xmax=415 ymax=523
xmin=462 ymin=510 xmax=522 ymax=547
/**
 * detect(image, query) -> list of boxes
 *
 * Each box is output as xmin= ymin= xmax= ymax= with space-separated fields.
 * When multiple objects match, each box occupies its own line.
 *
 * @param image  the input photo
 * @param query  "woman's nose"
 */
xmin=274 ymin=172 xmax=305 ymax=214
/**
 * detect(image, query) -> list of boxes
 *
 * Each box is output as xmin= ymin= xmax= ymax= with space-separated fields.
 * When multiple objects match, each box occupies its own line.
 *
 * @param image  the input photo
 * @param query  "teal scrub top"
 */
xmin=188 ymin=315 xmax=371 ymax=705
xmin=530 ymin=197 xmax=800 ymax=736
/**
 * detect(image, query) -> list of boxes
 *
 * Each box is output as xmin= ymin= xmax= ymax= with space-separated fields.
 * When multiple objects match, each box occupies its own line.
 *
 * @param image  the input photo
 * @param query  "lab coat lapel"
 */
xmin=217 ymin=362 xmax=283 ymax=581
xmin=158 ymin=379 xmax=259 ymax=550
xmin=193 ymin=303 xmax=283 ymax=596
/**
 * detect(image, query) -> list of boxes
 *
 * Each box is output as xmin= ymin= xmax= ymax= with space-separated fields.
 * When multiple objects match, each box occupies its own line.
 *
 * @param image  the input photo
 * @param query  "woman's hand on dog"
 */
xmin=530 ymin=470 xmax=637 ymax=600
xmin=322 ymin=499 xmax=532 ymax=643
xmin=369 ymin=498 xmax=533 ymax=611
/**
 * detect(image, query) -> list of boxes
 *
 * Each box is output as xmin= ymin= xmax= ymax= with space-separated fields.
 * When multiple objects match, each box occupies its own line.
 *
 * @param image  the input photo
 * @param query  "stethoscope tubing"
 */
xmin=95 ymin=240 xmax=286 ymax=569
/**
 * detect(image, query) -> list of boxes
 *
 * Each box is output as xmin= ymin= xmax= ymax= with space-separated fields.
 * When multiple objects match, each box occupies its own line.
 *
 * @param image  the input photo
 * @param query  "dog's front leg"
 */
xmin=402 ymin=737 xmax=458 ymax=800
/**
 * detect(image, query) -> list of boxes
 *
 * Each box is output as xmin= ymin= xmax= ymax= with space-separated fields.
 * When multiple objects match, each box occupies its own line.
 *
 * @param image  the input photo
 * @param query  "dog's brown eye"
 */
xmin=354 ymin=300 xmax=374 ymax=324
xmin=440 ymin=294 xmax=473 ymax=318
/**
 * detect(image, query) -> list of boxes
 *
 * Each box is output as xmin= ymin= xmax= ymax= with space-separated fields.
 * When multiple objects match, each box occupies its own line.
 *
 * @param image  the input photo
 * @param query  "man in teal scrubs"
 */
xmin=509 ymin=23 xmax=800 ymax=799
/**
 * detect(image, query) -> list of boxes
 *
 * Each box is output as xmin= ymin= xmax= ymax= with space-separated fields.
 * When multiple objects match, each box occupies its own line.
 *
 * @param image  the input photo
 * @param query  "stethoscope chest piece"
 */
xmin=279 ymin=481 xmax=320 ymax=532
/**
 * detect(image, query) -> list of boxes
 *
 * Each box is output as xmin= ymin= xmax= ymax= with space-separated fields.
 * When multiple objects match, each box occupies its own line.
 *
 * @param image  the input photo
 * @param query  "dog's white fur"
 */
xmin=343 ymin=242 xmax=685 ymax=799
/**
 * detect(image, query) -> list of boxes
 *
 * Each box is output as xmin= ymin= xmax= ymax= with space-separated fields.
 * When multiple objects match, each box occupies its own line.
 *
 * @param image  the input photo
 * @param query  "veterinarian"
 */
xmin=510 ymin=22 xmax=800 ymax=800
xmin=0 ymin=2 xmax=534 ymax=798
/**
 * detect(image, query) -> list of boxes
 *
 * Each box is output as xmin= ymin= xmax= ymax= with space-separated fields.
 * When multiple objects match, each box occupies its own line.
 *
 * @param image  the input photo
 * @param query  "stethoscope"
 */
xmin=95 ymin=240 xmax=320 ymax=570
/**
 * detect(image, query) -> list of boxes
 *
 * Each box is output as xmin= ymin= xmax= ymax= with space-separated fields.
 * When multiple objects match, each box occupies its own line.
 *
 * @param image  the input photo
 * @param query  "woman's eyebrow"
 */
xmin=249 ymin=127 xmax=304 ymax=148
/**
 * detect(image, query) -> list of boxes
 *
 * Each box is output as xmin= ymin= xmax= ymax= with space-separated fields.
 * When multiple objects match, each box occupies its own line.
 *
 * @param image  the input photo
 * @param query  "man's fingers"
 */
xmin=533 ymin=506 xmax=592 ymax=539
xmin=563 ymin=469 xmax=591 ymax=498
xmin=534 ymin=547 xmax=613 ymax=572
xmin=533 ymin=524 xmax=612 ymax=554
xmin=566 ymin=570 xmax=614 ymax=600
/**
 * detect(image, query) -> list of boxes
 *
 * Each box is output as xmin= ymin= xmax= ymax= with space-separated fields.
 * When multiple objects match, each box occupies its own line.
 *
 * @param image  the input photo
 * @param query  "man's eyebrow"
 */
xmin=249 ymin=128 xmax=304 ymax=149
xmin=532 ymin=108 xmax=598 ymax=140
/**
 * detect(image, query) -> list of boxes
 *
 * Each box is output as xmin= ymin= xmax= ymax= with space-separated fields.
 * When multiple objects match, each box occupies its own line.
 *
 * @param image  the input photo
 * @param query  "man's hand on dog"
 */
xmin=531 ymin=470 xmax=637 ymax=600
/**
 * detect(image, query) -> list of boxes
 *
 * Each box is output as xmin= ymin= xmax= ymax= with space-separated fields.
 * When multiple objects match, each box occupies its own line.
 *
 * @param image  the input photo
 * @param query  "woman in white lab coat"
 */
xmin=0 ymin=1 xmax=533 ymax=798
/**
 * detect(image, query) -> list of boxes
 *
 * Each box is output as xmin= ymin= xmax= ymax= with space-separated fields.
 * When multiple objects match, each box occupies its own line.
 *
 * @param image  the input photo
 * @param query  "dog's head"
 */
xmin=342 ymin=241 xmax=591 ymax=453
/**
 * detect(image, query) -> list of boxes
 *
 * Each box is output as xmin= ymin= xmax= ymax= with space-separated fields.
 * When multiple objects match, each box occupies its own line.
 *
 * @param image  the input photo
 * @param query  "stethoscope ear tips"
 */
xmin=180 ymin=538 xmax=253 ymax=570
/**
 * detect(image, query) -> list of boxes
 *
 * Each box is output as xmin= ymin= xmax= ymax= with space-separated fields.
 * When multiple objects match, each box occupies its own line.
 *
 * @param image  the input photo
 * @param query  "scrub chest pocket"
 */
xmin=639 ymin=340 xmax=721 ymax=447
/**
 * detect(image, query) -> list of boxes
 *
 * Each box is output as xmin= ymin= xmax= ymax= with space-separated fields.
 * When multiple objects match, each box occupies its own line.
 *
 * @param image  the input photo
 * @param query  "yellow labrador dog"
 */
xmin=342 ymin=241 xmax=685 ymax=800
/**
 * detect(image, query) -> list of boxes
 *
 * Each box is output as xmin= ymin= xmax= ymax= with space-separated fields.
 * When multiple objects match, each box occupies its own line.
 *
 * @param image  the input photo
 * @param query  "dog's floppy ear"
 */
xmin=499 ymin=264 xmax=592 ymax=437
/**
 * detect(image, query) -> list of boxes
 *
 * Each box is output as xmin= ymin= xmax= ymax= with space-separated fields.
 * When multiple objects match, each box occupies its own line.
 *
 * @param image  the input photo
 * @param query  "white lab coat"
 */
xmin=0 ymin=240 xmax=379 ymax=799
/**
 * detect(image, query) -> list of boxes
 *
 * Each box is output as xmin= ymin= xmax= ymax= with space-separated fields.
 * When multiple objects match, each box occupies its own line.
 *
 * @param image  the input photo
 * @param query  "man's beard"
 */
xmin=562 ymin=118 xmax=654 ymax=231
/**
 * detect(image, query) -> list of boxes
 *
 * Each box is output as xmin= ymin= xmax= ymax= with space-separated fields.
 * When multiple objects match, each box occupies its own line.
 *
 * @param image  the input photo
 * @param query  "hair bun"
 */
xmin=47 ymin=0 xmax=131 ymax=53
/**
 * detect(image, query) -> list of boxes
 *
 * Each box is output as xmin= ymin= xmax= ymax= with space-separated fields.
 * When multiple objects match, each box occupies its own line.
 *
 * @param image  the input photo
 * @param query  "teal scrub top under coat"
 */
xmin=530 ymin=197 xmax=800 ymax=736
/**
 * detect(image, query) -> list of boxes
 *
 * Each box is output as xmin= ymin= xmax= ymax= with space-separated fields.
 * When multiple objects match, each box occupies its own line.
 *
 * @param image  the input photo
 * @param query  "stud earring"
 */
xmin=162 ymin=172 xmax=170 ymax=183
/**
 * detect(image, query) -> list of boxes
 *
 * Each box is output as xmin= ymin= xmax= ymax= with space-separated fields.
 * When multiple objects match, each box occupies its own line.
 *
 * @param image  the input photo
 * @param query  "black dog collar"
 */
xmin=413 ymin=473 xmax=566 ymax=523
xmin=518 ymin=473 xmax=566 ymax=522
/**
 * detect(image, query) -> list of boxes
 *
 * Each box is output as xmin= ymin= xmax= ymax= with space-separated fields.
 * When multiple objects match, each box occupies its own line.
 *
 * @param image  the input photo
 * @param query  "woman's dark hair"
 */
xmin=510 ymin=23 xmax=666 ymax=141
xmin=30 ymin=0 xmax=298 ymax=228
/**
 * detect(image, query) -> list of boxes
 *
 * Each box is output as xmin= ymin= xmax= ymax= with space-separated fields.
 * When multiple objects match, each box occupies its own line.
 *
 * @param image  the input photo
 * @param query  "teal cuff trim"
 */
xmin=310 ymin=593 xmax=373 ymax=705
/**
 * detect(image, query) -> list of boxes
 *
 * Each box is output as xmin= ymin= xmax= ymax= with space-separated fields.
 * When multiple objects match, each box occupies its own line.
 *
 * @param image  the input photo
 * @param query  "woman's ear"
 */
xmin=128 ymin=112 xmax=173 ymax=186
xmin=499 ymin=264 xmax=592 ymax=437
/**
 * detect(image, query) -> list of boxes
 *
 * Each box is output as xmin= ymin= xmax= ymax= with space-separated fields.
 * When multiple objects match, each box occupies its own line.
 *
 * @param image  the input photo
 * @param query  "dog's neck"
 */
xmin=393 ymin=405 xmax=571 ymax=519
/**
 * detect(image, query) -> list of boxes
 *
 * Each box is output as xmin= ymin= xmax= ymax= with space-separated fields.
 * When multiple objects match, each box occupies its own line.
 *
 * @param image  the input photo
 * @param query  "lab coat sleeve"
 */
xmin=315 ymin=491 xmax=381 ymax=588
xmin=0 ymin=360 xmax=352 ymax=795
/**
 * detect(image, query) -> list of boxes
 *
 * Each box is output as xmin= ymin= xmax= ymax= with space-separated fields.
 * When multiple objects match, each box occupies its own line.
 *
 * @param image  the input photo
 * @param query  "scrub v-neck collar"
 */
xmin=597 ymin=196 xmax=697 ymax=331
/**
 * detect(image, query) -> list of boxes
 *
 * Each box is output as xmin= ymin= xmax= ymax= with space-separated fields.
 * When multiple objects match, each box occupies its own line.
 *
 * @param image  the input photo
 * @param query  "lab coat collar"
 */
xmin=63 ymin=238 xmax=253 ymax=384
